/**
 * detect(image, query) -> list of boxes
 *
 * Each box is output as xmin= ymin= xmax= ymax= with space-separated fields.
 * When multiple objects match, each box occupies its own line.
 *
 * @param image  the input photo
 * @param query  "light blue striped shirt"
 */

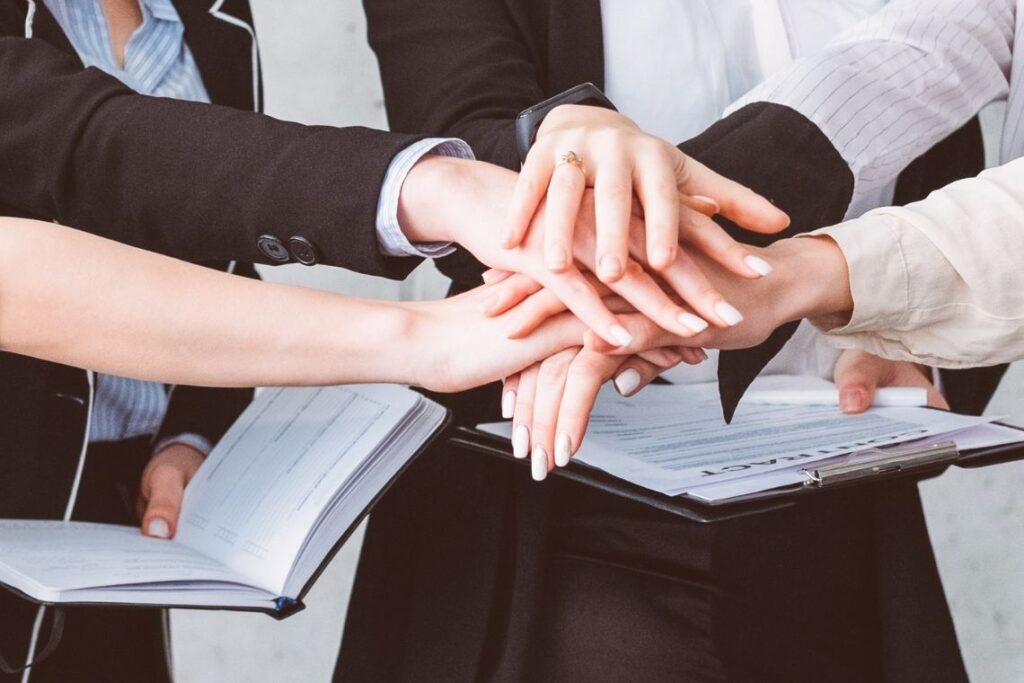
xmin=44 ymin=0 xmax=468 ymax=452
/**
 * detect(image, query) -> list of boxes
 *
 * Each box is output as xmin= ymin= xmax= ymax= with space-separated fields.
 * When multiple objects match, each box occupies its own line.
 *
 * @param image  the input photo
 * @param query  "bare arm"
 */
xmin=0 ymin=217 xmax=590 ymax=392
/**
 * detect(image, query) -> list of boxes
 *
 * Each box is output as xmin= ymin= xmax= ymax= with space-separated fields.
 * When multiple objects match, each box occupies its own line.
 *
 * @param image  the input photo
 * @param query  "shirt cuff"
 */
xmin=376 ymin=138 xmax=475 ymax=258
xmin=800 ymin=214 xmax=910 ymax=335
xmin=153 ymin=433 xmax=213 ymax=459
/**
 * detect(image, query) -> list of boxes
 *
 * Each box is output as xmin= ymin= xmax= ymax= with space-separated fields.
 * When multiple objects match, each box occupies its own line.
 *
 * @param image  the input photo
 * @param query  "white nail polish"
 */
xmin=555 ymin=433 xmax=573 ymax=467
xmin=532 ymin=446 xmax=548 ymax=481
xmin=512 ymin=425 xmax=530 ymax=459
xmin=678 ymin=312 xmax=709 ymax=334
xmin=614 ymin=368 xmax=642 ymax=396
xmin=502 ymin=390 xmax=517 ymax=419
xmin=609 ymin=325 xmax=633 ymax=347
xmin=744 ymin=254 xmax=773 ymax=276
xmin=714 ymin=301 xmax=744 ymax=326
xmin=148 ymin=518 xmax=170 ymax=539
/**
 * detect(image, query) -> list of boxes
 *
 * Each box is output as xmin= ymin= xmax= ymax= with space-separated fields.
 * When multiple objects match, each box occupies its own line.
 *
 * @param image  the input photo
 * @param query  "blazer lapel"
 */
xmin=173 ymin=0 xmax=260 ymax=111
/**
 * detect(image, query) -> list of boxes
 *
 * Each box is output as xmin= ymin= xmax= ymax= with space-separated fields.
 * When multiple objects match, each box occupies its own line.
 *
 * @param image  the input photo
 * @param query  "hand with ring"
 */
xmin=503 ymin=104 xmax=791 ymax=279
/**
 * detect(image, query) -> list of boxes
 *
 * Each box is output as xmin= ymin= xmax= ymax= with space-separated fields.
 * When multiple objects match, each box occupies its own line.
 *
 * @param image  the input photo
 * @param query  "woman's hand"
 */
xmin=502 ymin=346 xmax=705 ymax=481
xmin=833 ymin=350 xmax=949 ymax=413
xmin=504 ymin=104 xmax=790 ymax=276
xmin=138 ymin=443 xmax=205 ymax=540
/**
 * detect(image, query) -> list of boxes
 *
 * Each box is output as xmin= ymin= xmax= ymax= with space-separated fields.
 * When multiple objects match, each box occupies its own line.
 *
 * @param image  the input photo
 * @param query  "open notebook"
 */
xmin=0 ymin=384 xmax=447 ymax=616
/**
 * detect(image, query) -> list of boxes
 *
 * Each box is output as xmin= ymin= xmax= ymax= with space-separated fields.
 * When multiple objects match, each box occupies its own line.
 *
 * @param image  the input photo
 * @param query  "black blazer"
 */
xmin=0 ymin=0 xmax=419 ymax=522
xmin=339 ymin=3 xmax=1000 ymax=682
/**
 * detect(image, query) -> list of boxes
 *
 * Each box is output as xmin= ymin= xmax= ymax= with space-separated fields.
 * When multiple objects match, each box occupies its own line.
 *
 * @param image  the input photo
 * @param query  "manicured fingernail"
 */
xmin=714 ymin=301 xmax=744 ymax=326
xmin=697 ymin=348 xmax=709 ymax=361
xmin=547 ymin=245 xmax=569 ymax=270
xmin=481 ymin=270 xmax=500 ymax=285
xmin=555 ymin=433 xmax=573 ymax=467
xmin=744 ymin=255 xmax=773 ymax=276
xmin=679 ymin=312 xmax=709 ymax=334
xmin=840 ymin=388 xmax=868 ymax=413
xmin=147 ymin=518 xmax=170 ymax=539
xmin=599 ymin=255 xmax=622 ymax=279
xmin=614 ymin=368 xmax=642 ymax=396
xmin=532 ymin=446 xmax=548 ymax=481
xmin=512 ymin=425 xmax=530 ymax=459
xmin=652 ymin=246 xmax=675 ymax=268
xmin=690 ymin=194 xmax=721 ymax=214
xmin=502 ymin=390 xmax=516 ymax=419
xmin=609 ymin=325 xmax=633 ymax=347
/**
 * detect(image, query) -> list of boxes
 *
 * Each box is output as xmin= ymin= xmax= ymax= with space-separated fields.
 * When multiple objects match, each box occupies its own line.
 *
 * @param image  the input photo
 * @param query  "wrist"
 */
xmin=397 ymin=155 xmax=474 ymax=244
xmin=763 ymin=236 xmax=854 ymax=324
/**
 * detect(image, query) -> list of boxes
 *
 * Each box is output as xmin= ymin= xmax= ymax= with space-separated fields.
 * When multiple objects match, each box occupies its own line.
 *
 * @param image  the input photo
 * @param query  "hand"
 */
xmin=399 ymin=157 xmax=789 ymax=347
xmin=502 ymin=345 xmax=705 ymax=481
xmin=137 ymin=442 xmax=205 ymax=540
xmin=505 ymin=104 xmax=790 ymax=275
xmin=833 ymin=350 xmax=949 ymax=414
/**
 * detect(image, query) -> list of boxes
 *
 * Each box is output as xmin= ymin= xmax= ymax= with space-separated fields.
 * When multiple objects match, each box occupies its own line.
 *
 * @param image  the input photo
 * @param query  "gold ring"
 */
xmin=557 ymin=150 xmax=586 ymax=176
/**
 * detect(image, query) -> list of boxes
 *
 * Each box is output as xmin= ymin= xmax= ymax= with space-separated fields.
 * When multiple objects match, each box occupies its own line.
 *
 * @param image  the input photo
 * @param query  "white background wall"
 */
xmin=170 ymin=2 xmax=1024 ymax=681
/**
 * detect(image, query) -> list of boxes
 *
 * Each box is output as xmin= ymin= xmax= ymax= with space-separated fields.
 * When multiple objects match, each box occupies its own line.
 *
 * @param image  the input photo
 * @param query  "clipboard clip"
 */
xmin=804 ymin=442 xmax=960 ymax=488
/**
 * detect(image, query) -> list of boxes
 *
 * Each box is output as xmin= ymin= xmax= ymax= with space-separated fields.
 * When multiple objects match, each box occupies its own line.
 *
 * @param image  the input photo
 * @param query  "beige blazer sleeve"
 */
xmin=808 ymin=155 xmax=1024 ymax=368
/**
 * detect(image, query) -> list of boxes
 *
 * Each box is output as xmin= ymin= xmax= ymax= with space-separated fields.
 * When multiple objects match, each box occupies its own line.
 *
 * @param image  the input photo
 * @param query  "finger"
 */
xmin=634 ymin=144 xmax=680 ymax=271
xmin=679 ymin=210 xmax=773 ymax=279
xmin=504 ymin=152 xmax=555 ymax=248
xmin=503 ymin=288 xmax=569 ymax=339
xmin=482 ymin=268 xmax=513 ymax=285
xmin=612 ymin=359 xmax=664 ymax=398
xmin=483 ymin=273 xmax=543 ymax=317
xmin=531 ymin=348 xmax=580 ymax=479
xmin=638 ymin=348 xmax=684 ymax=368
xmin=140 ymin=465 xmax=190 ymax=539
xmin=680 ymin=194 xmax=720 ymax=217
xmin=658 ymin=250 xmax=744 ymax=328
xmin=502 ymin=374 xmax=521 ymax=419
xmin=512 ymin=364 xmax=540 ymax=460
xmin=582 ymin=313 xmax=691 ymax=356
xmin=555 ymin=351 xmax=623 ymax=466
xmin=834 ymin=350 xmax=883 ymax=414
xmin=544 ymin=158 xmax=587 ymax=272
xmin=606 ymin=260 xmax=712 ymax=336
xmin=542 ymin=267 xmax=635 ymax=348
xmin=677 ymin=156 xmax=790 ymax=234
xmin=593 ymin=155 xmax=634 ymax=282
xmin=677 ymin=347 xmax=709 ymax=365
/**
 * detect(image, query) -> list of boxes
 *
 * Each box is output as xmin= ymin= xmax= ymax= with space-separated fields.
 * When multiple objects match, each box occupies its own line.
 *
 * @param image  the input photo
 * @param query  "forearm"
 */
xmin=0 ymin=219 xmax=416 ymax=387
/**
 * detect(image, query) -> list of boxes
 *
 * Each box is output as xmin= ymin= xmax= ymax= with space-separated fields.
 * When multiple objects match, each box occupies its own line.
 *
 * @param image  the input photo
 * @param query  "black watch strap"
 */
xmin=515 ymin=82 xmax=617 ymax=163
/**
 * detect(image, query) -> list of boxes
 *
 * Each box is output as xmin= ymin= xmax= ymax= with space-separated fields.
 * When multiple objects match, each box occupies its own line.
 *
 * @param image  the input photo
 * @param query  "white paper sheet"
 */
xmin=175 ymin=385 xmax=419 ymax=595
xmin=478 ymin=376 xmax=995 ymax=496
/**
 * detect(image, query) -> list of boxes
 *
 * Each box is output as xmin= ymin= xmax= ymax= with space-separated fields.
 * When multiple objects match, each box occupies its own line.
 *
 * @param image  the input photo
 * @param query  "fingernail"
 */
xmin=608 ymin=325 xmax=633 ymax=348
xmin=547 ymin=245 xmax=568 ymax=270
xmin=532 ymin=446 xmax=548 ymax=481
xmin=840 ymin=388 xmax=867 ymax=413
xmin=744 ymin=255 xmax=773 ymax=276
xmin=147 ymin=517 xmax=170 ymax=539
xmin=690 ymin=194 xmax=721 ymax=214
xmin=714 ymin=301 xmax=744 ymax=326
xmin=697 ymin=348 xmax=709 ymax=361
xmin=652 ymin=246 xmax=675 ymax=267
xmin=501 ymin=231 xmax=517 ymax=248
xmin=502 ymin=390 xmax=516 ymax=419
xmin=614 ymin=368 xmax=642 ymax=396
xmin=555 ymin=433 xmax=573 ymax=467
xmin=512 ymin=425 xmax=530 ymax=459
xmin=481 ymin=270 xmax=500 ymax=285
xmin=678 ymin=312 xmax=709 ymax=334
xmin=599 ymin=255 xmax=622 ymax=279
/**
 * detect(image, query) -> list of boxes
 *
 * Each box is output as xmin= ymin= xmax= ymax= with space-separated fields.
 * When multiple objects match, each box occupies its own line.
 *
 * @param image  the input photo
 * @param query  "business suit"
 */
xmin=0 ymin=1 xmax=431 ymax=679
xmin=337 ymin=1 xmax=1001 ymax=680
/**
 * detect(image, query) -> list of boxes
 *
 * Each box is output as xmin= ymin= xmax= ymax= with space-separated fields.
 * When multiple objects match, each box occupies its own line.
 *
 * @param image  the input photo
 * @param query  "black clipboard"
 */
xmin=449 ymin=421 xmax=1024 ymax=524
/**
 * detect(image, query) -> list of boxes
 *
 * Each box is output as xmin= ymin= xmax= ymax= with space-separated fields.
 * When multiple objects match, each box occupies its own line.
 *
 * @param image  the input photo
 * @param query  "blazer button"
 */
xmin=257 ymin=235 xmax=291 ymax=263
xmin=288 ymin=236 xmax=320 ymax=266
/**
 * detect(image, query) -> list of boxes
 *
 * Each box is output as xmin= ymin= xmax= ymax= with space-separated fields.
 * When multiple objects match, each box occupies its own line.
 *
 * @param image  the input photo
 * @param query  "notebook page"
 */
xmin=175 ymin=385 xmax=418 ymax=596
xmin=0 ymin=521 xmax=246 ymax=599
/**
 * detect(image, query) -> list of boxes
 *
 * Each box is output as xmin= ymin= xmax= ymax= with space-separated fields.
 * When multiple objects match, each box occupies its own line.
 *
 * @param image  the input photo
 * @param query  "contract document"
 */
xmin=479 ymin=376 xmax=1017 ymax=500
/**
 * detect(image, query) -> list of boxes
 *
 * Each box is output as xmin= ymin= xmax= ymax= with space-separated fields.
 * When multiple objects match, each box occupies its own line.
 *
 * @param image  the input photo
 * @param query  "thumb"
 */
xmin=834 ymin=350 xmax=884 ymax=414
xmin=140 ymin=463 xmax=191 ymax=540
